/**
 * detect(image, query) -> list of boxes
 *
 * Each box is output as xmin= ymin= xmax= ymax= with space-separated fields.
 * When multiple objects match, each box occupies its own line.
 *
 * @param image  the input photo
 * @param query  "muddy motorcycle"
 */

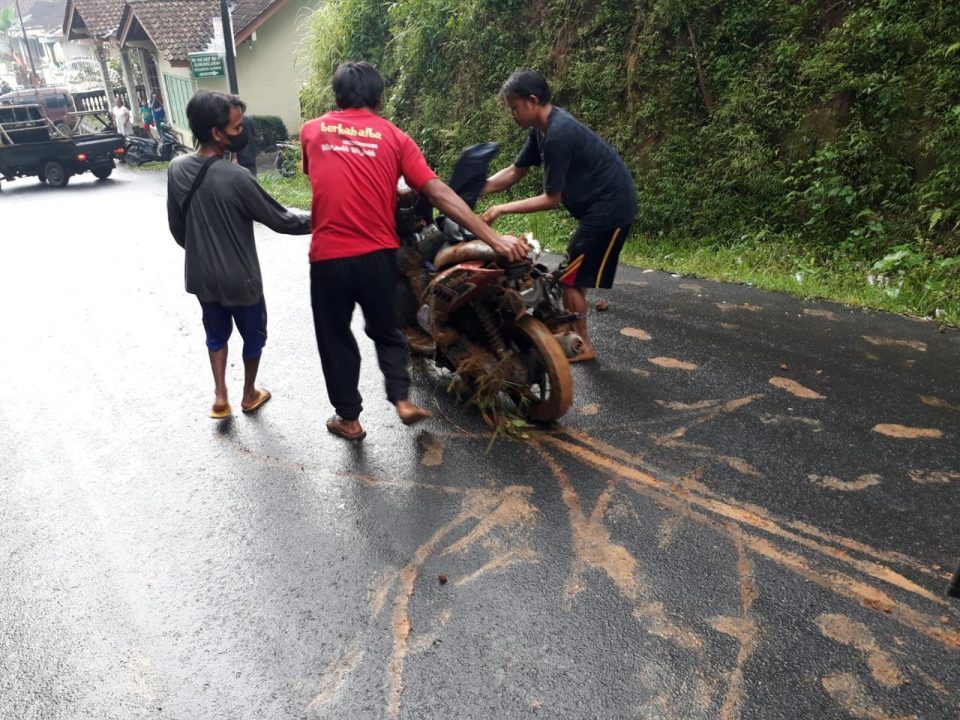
xmin=395 ymin=143 xmax=582 ymax=423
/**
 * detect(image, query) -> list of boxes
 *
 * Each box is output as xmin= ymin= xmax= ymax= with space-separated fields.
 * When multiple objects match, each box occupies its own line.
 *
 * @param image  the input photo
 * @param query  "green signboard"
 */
xmin=189 ymin=53 xmax=225 ymax=79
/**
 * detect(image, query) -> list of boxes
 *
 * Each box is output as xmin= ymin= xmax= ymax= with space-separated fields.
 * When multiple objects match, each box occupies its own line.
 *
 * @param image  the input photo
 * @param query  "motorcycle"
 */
xmin=395 ymin=143 xmax=582 ymax=423
xmin=124 ymin=123 xmax=191 ymax=166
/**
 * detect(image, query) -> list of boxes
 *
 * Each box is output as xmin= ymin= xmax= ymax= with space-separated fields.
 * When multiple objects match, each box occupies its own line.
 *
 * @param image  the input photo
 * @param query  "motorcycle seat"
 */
xmin=433 ymin=240 xmax=497 ymax=270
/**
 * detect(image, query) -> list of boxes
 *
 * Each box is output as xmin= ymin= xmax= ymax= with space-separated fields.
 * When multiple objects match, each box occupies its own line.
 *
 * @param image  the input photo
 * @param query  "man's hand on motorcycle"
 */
xmin=490 ymin=234 xmax=530 ymax=262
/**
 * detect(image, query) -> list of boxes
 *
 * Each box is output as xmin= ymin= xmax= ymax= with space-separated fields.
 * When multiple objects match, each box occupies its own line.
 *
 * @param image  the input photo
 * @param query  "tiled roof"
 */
xmin=231 ymin=0 xmax=282 ymax=38
xmin=119 ymin=0 xmax=286 ymax=61
xmin=122 ymin=0 xmax=218 ymax=61
xmin=65 ymin=0 xmax=125 ymax=38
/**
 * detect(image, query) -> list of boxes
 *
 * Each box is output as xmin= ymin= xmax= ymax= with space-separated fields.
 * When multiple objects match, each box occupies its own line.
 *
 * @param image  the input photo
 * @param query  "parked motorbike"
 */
xmin=124 ymin=123 xmax=191 ymax=166
xmin=395 ymin=143 xmax=581 ymax=422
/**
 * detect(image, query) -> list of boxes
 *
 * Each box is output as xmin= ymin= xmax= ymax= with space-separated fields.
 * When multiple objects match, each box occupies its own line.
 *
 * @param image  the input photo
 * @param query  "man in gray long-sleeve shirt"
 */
xmin=167 ymin=91 xmax=310 ymax=419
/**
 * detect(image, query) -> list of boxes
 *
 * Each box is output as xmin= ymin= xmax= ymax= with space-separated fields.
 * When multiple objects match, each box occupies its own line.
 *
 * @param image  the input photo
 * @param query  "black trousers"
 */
xmin=310 ymin=249 xmax=410 ymax=421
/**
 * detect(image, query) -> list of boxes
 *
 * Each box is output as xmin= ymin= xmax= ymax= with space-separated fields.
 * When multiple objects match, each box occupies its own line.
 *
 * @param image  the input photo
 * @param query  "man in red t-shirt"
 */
xmin=301 ymin=61 xmax=528 ymax=441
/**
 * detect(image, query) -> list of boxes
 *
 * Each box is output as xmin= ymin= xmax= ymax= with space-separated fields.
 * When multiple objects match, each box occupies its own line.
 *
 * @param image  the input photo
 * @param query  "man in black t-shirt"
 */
xmin=481 ymin=69 xmax=637 ymax=362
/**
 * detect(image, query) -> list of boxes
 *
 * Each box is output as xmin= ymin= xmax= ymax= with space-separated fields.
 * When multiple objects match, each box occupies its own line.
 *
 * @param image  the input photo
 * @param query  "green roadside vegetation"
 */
xmin=260 ymin=167 xmax=959 ymax=325
xmin=290 ymin=0 xmax=959 ymax=327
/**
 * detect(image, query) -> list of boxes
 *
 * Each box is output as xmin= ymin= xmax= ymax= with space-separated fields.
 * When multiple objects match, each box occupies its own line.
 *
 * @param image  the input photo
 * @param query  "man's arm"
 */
xmin=167 ymin=169 xmax=186 ymax=247
xmin=240 ymin=174 xmax=312 ymax=235
xmin=479 ymin=191 xmax=562 ymax=225
xmin=419 ymin=178 xmax=528 ymax=262
xmin=482 ymin=164 xmax=528 ymax=195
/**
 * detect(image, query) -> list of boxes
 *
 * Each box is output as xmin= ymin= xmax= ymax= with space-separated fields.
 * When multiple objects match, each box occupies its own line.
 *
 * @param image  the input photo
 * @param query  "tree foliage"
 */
xmin=301 ymin=0 xmax=959 ymax=313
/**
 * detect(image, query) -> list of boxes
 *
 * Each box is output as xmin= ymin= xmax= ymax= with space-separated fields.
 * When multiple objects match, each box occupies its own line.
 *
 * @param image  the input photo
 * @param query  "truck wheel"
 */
xmin=43 ymin=161 xmax=70 ymax=188
xmin=37 ymin=174 xmax=47 ymax=184
xmin=92 ymin=165 xmax=113 ymax=180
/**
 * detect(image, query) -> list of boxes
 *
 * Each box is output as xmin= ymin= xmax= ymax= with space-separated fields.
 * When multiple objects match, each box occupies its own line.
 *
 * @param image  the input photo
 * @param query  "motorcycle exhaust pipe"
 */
xmin=554 ymin=331 xmax=584 ymax=358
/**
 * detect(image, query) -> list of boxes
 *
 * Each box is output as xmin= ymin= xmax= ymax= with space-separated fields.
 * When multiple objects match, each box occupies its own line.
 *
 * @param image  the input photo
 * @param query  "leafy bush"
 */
xmin=300 ymin=0 xmax=960 ymax=321
xmin=250 ymin=115 xmax=289 ymax=149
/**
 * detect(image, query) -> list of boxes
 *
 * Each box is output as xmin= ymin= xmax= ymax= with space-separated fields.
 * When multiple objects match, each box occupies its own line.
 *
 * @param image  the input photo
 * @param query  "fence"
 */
xmin=73 ymin=85 xmax=147 ymax=112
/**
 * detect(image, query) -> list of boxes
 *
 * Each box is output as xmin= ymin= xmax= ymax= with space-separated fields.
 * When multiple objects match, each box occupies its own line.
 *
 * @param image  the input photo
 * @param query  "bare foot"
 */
xmin=595 ymin=300 xmax=610 ymax=311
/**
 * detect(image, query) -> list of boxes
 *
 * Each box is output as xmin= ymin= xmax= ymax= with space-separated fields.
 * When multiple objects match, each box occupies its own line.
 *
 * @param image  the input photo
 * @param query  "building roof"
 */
xmin=119 ymin=0 xmax=217 ymax=62
xmin=117 ymin=0 xmax=287 ymax=62
xmin=63 ymin=0 xmax=125 ymax=39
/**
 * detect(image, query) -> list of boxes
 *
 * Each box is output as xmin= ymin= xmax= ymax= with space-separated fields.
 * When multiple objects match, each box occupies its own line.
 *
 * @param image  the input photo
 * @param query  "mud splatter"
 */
xmin=866 ymin=353 xmax=881 ymax=361
xmin=650 ymin=357 xmax=699 ymax=371
xmin=620 ymin=327 xmax=652 ymax=340
xmin=873 ymin=424 xmax=943 ymax=440
xmin=454 ymin=548 xmax=538 ymax=587
xmin=821 ymin=673 xmax=916 ymax=720
xmin=920 ymin=395 xmax=960 ymax=413
xmin=370 ymin=567 xmax=400 ymax=615
xmin=908 ymin=469 xmax=960 ymax=485
xmin=808 ymin=474 xmax=882 ymax=492
xmin=804 ymin=308 xmax=840 ymax=321
xmin=679 ymin=283 xmax=704 ymax=292
xmin=536 ymin=446 xmax=702 ymax=651
xmin=419 ymin=434 xmax=444 ymax=467
xmin=621 ymin=280 xmax=649 ymax=286
xmin=309 ymin=640 xmax=366 ymax=709
xmin=408 ymin=609 xmax=453 ymax=654
xmin=716 ymin=303 xmax=762 ymax=313
xmin=817 ymin=614 xmax=905 ymax=688
xmin=657 ymin=515 xmax=684 ymax=548
xmin=578 ymin=403 xmax=600 ymax=416
xmin=759 ymin=413 xmax=824 ymax=432
xmin=719 ymin=322 xmax=740 ymax=329
xmin=862 ymin=336 xmax=927 ymax=352
xmin=768 ymin=377 xmax=825 ymax=400
xmin=632 ymin=368 xmax=652 ymax=378
xmin=657 ymin=400 xmax=721 ymax=411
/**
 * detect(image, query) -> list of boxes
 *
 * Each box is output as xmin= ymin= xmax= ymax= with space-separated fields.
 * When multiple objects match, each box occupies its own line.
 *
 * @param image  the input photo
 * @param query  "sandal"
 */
xmin=326 ymin=415 xmax=366 ymax=441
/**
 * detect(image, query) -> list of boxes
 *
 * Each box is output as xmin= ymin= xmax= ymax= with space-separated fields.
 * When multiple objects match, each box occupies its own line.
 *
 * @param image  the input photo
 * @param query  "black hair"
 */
xmin=500 ymin=68 xmax=551 ymax=105
xmin=332 ymin=61 xmax=384 ymax=110
xmin=186 ymin=90 xmax=246 ymax=144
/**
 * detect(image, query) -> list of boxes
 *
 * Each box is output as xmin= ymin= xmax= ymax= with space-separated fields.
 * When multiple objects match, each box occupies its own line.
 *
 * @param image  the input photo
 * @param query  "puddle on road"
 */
xmin=768 ymin=377 xmax=825 ymax=400
xmin=862 ymin=336 xmax=928 ymax=352
xmin=621 ymin=327 xmax=653 ymax=340
xmin=808 ymin=474 xmax=882 ymax=492
xmin=873 ymin=424 xmax=943 ymax=440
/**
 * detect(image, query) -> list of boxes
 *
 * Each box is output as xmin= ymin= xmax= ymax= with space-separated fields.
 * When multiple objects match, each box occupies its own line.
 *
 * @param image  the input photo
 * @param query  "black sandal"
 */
xmin=326 ymin=415 xmax=366 ymax=441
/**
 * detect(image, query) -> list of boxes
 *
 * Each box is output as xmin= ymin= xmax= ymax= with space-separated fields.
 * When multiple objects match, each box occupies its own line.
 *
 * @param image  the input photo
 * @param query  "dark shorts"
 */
xmin=199 ymin=297 xmax=268 ymax=359
xmin=558 ymin=224 xmax=632 ymax=289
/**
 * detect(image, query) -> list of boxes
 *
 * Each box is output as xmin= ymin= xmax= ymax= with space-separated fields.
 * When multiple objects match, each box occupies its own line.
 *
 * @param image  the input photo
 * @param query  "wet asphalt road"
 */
xmin=1 ymin=168 xmax=959 ymax=720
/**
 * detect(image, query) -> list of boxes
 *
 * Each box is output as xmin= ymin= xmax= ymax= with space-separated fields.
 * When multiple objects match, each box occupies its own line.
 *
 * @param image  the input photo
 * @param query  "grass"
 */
xmin=256 ymin=173 xmax=960 ymax=328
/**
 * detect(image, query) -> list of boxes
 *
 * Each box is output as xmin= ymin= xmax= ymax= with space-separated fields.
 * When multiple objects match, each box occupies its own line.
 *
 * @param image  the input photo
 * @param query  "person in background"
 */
xmin=139 ymin=101 xmax=153 ymax=133
xmin=236 ymin=114 xmax=258 ymax=176
xmin=300 ymin=61 xmax=528 ymax=442
xmin=151 ymin=92 xmax=167 ymax=130
xmin=0 ymin=80 xmax=12 ymax=96
xmin=480 ymin=69 xmax=638 ymax=363
xmin=167 ymin=91 xmax=311 ymax=419
xmin=111 ymin=97 xmax=132 ymax=136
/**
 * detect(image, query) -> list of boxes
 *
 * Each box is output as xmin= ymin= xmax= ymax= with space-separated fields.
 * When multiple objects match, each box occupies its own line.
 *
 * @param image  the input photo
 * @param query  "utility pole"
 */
xmin=219 ymin=0 xmax=238 ymax=94
xmin=13 ymin=0 xmax=38 ymax=88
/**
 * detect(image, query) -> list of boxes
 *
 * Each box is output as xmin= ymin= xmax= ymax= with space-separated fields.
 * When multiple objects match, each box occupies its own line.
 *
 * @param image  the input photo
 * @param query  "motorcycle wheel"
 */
xmin=507 ymin=315 xmax=573 ymax=422
xmin=125 ymin=148 xmax=143 ymax=166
